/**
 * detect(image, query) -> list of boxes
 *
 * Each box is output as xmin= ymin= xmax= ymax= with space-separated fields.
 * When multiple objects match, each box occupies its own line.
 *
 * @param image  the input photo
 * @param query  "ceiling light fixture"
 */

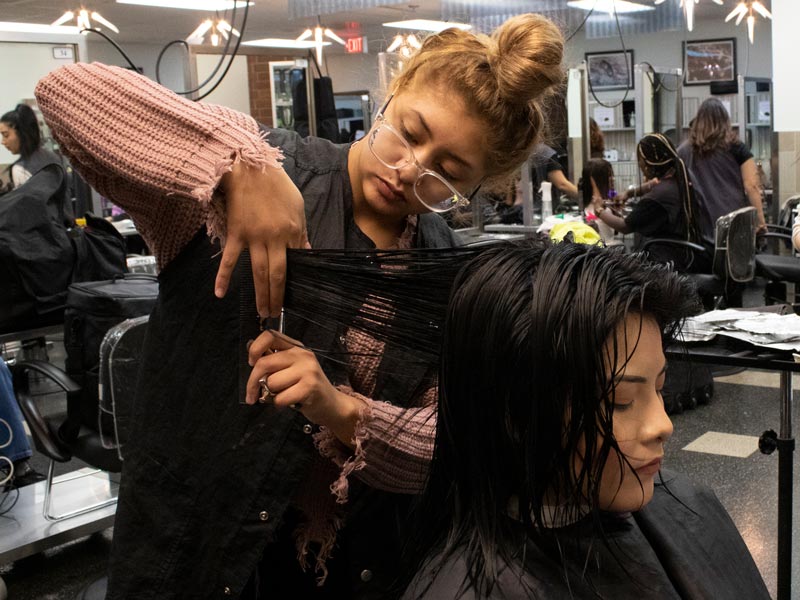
xmin=186 ymin=17 xmax=240 ymax=46
xmin=567 ymin=0 xmax=655 ymax=14
xmin=297 ymin=18 xmax=346 ymax=66
xmin=653 ymin=0 xmax=723 ymax=32
xmin=116 ymin=0 xmax=252 ymax=10
xmin=243 ymin=38 xmax=328 ymax=49
xmin=386 ymin=32 xmax=422 ymax=57
xmin=0 ymin=21 xmax=81 ymax=34
xmin=382 ymin=18 xmax=472 ymax=32
xmin=726 ymin=0 xmax=771 ymax=44
xmin=52 ymin=8 xmax=120 ymax=33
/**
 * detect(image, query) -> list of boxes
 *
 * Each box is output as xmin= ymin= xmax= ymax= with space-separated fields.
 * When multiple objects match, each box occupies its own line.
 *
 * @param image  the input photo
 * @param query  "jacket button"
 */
xmin=360 ymin=569 xmax=373 ymax=582
xmin=303 ymin=424 xmax=313 ymax=434
xmin=223 ymin=586 xmax=232 ymax=596
xmin=259 ymin=510 xmax=270 ymax=521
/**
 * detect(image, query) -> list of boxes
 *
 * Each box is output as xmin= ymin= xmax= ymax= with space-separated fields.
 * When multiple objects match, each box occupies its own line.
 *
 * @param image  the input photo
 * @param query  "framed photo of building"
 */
xmin=585 ymin=50 xmax=634 ymax=91
xmin=683 ymin=38 xmax=737 ymax=85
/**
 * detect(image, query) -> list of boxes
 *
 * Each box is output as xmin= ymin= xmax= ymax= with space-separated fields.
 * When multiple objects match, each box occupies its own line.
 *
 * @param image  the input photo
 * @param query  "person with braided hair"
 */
xmin=592 ymin=133 xmax=710 ymax=272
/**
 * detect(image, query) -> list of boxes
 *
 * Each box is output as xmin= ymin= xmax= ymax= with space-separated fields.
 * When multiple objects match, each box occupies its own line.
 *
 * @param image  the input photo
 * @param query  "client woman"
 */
xmin=402 ymin=240 xmax=768 ymax=599
xmin=0 ymin=104 xmax=71 ymax=224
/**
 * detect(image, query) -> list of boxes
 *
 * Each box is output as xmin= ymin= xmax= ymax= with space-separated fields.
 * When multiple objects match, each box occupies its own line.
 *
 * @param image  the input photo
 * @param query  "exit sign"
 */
xmin=345 ymin=36 xmax=368 ymax=54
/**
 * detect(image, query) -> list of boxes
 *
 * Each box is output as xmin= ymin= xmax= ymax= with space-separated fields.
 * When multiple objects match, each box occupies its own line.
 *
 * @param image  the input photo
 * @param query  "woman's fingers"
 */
xmin=215 ymin=236 xmax=244 ymax=299
xmin=248 ymin=329 xmax=302 ymax=365
xmin=249 ymin=243 xmax=270 ymax=318
xmin=266 ymin=242 xmax=287 ymax=319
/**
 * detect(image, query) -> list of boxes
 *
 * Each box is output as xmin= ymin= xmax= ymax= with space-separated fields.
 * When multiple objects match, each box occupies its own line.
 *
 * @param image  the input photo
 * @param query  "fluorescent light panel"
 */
xmin=116 ymin=0 xmax=252 ymax=10
xmin=567 ymin=0 xmax=655 ymax=13
xmin=243 ymin=38 xmax=331 ymax=49
xmin=0 ymin=21 xmax=81 ymax=34
xmin=382 ymin=19 xmax=471 ymax=32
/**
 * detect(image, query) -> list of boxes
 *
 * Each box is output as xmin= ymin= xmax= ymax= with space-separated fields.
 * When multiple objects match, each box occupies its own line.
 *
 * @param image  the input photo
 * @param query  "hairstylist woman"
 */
xmin=35 ymin=14 xmax=564 ymax=599
xmin=0 ymin=104 xmax=71 ymax=224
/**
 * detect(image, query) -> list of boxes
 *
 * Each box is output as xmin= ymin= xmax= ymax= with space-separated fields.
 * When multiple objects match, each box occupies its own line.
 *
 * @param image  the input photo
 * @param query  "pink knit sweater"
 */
xmin=34 ymin=63 xmax=436 ymax=498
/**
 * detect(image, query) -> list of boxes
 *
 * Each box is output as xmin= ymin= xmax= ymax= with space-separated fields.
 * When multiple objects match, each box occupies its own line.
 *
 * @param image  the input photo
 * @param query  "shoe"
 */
xmin=8 ymin=462 xmax=46 ymax=489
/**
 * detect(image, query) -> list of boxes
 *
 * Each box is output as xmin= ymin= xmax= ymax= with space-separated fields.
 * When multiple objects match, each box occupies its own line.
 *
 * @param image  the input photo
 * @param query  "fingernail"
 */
xmin=246 ymin=339 xmax=254 ymax=351
xmin=215 ymin=287 xmax=224 ymax=298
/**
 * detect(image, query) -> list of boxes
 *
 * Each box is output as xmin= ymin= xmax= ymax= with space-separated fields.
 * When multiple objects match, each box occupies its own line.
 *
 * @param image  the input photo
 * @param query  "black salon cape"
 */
xmin=0 ymin=148 xmax=72 ymax=329
xmin=404 ymin=470 xmax=769 ymax=599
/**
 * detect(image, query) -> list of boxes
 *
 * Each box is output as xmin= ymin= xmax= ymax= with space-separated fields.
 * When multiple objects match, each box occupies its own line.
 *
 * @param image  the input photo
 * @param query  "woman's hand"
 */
xmin=215 ymin=162 xmax=310 ymax=318
xmin=246 ymin=330 xmax=364 ymax=446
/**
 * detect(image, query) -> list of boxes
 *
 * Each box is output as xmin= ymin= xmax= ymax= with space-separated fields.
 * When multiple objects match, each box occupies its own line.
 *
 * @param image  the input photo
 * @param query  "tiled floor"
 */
xmin=667 ymin=379 xmax=797 ymax=599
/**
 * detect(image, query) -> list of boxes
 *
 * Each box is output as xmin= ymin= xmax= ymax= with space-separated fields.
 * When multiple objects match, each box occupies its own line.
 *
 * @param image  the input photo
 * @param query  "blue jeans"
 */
xmin=0 ymin=361 xmax=32 ymax=464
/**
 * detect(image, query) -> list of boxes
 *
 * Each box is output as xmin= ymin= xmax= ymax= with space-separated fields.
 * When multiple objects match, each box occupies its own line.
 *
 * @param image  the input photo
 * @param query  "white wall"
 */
xmin=0 ymin=41 xmax=78 ymax=165
xmin=325 ymin=52 xmax=381 ymax=97
xmin=566 ymin=14 xmax=772 ymax=103
xmin=87 ymin=41 xmax=187 ymax=94
xmin=772 ymin=0 xmax=800 ymax=132
xmin=194 ymin=53 xmax=250 ymax=114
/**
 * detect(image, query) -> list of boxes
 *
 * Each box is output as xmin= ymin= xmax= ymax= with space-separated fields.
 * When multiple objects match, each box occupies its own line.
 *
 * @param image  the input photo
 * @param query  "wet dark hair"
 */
xmin=404 ymin=239 xmax=700 ymax=598
xmin=580 ymin=158 xmax=614 ymax=209
xmin=1 ymin=104 xmax=41 ymax=159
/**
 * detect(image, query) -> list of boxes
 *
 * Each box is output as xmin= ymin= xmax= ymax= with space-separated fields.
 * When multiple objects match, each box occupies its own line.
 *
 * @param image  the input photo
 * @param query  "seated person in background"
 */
xmin=0 ymin=360 xmax=44 ymax=488
xmin=580 ymin=158 xmax=620 ymax=245
xmin=793 ymin=212 xmax=800 ymax=252
xmin=592 ymin=133 xmax=710 ymax=272
xmin=402 ymin=240 xmax=769 ymax=600
xmin=0 ymin=104 xmax=72 ymax=225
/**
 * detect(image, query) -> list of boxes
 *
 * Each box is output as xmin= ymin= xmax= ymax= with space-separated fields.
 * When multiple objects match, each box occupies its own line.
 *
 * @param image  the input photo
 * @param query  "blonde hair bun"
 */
xmin=489 ymin=14 xmax=564 ymax=103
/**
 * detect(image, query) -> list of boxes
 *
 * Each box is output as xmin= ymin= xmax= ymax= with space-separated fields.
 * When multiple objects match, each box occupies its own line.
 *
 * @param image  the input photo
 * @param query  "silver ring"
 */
xmin=258 ymin=376 xmax=274 ymax=404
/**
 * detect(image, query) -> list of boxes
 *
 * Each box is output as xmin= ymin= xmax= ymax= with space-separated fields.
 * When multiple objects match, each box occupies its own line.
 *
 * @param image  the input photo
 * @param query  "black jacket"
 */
xmin=106 ymin=128 xmax=459 ymax=599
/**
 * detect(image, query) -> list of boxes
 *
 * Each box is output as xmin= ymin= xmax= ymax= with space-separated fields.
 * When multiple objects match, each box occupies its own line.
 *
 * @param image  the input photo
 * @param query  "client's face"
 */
xmin=596 ymin=314 xmax=672 ymax=512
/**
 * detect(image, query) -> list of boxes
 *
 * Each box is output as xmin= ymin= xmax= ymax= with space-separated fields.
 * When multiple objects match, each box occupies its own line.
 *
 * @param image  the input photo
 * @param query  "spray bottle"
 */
xmin=540 ymin=181 xmax=553 ymax=219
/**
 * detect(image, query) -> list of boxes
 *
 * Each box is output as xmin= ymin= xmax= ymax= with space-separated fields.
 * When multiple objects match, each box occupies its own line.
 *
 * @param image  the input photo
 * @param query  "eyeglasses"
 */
xmin=367 ymin=96 xmax=480 ymax=213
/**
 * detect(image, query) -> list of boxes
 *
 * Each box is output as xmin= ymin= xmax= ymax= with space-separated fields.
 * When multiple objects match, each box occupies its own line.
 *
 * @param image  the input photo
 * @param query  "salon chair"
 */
xmin=642 ymin=206 xmax=757 ymax=310
xmin=755 ymin=224 xmax=800 ymax=306
xmin=10 ymin=316 xmax=148 ymax=521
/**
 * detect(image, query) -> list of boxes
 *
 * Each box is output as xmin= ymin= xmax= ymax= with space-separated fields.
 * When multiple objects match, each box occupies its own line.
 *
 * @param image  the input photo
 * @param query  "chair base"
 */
xmin=43 ymin=460 xmax=118 ymax=522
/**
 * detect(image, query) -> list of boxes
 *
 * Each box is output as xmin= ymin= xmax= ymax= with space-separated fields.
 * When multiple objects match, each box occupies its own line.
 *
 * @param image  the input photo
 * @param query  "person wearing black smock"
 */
xmin=593 ymin=133 xmax=709 ymax=272
xmin=0 ymin=104 xmax=72 ymax=225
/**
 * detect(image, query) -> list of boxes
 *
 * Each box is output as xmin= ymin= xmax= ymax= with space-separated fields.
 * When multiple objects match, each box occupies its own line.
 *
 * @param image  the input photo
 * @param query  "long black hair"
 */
xmin=637 ymin=132 xmax=701 ymax=244
xmin=404 ymin=239 xmax=700 ymax=598
xmin=1 ymin=104 xmax=41 ymax=159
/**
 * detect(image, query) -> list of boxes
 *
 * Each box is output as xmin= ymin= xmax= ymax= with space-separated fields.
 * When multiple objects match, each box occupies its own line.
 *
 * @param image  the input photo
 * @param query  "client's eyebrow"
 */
xmin=615 ymin=364 xmax=667 ymax=384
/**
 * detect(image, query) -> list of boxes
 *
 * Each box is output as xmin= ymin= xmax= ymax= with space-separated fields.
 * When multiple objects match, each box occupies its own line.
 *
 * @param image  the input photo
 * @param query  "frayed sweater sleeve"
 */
xmin=314 ymin=387 xmax=436 ymax=498
xmin=34 ymin=62 xmax=283 ymax=268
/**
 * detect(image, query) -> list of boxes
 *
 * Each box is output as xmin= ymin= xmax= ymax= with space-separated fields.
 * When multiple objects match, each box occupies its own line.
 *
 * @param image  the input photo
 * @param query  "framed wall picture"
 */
xmin=585 ymin=50 xmax=634 ymax=91
xmin=683 ymin=38 xmax=737 ymax=85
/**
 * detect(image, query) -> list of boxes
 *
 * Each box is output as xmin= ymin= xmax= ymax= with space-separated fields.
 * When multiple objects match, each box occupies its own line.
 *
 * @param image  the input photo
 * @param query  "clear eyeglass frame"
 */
xmin=367 ymin=96 xmax=480 ymax=213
